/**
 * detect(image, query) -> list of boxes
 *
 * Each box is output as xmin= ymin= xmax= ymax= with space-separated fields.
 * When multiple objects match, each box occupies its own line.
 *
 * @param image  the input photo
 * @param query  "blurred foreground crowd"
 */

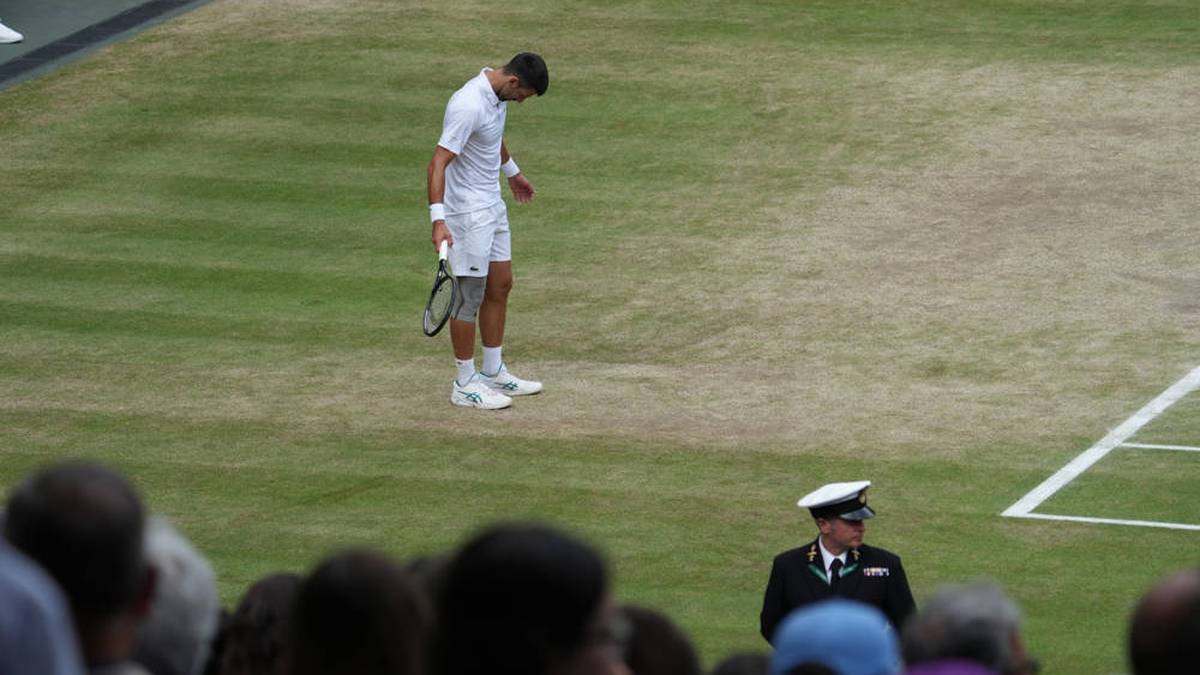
xmin=1 ymin=460 xmax=1197 ymax=675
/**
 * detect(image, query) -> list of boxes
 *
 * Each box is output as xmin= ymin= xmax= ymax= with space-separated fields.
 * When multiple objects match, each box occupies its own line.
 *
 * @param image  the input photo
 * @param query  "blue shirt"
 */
xmin=0 ymin=541 xmax=86 ymax=675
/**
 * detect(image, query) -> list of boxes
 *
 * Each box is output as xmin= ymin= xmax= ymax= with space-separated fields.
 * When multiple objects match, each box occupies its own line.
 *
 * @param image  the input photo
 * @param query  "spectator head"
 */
xmin=710 ymin=652 xmax=770 ymax=675
xmin=288 ymin=549 xmax=429 ymax=675
xmin=133 ymin=517 xmax=220 ymax=675
xmin=770 ymin=599 xmax=900 ymax=675
xmin=3 ymin=460 xmax=154 ymax=665
xmin=1128 ymin=568 xmax=1200 ymax=675
xmin=619 ymin=605 xmax=701 ymax=675
xmin=433 ymin=522 xmax=618 ymax=675
xmin=220 ymin=573 xmax=302 ymax=675
xmin=902 ymin=583 xmax=1036 ymax=675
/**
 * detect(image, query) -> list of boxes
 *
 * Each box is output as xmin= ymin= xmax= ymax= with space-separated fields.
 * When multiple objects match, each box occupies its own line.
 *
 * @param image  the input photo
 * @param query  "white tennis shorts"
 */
xmin=446 ymin=201 xmax=511 ymax=278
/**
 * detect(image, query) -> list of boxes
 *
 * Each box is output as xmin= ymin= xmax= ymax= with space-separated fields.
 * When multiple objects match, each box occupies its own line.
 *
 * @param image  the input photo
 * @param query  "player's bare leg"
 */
xmin=450 ymin=318 xmax=476 ymax=361
xmin=477 ymin=261 xmax=541 ymax=395
xmin=478 ymin=261 xmax=512 ymax=349
xmin=448 ymin=301 xmax=510 ymax=409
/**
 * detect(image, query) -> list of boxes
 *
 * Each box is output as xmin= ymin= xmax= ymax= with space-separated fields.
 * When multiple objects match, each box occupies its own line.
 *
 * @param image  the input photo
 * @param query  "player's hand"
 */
xmin=508 ymin=174 xmax=535 ymax=204
xmin=432 ymin=220 xmax=453 ymax=251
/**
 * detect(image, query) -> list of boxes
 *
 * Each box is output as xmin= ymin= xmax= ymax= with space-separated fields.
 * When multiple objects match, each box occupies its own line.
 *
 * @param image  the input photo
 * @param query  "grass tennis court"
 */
xmin=2 ymin=0 xmax=1199 ymax=671
xmin=1042 ymin=447 xmax=1199 ymax=524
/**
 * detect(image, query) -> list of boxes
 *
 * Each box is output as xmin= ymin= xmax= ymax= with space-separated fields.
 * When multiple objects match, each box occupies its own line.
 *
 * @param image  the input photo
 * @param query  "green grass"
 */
xmin=1040 ymin=447 xmax=1200 ymax=524
xmin=3 ymin=1 xmax=1200 ymax=672
xmin=1129 ymin=396 xmax=1200 ymax=445
xmin=1037 ymin=397 xmax=1200 ymax=525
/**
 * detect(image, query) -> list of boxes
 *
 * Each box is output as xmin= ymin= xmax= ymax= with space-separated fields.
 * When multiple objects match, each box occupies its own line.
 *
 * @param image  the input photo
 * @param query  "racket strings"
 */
xmin=429 ymin=278 xmax=454 ymax=318
xmin=424 ymin=274 xmax=456 ymax=336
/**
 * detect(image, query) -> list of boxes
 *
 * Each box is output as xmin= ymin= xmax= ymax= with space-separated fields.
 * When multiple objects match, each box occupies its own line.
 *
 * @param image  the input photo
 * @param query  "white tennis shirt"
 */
xmin=438 ymin=68 xmax=508 ymax=216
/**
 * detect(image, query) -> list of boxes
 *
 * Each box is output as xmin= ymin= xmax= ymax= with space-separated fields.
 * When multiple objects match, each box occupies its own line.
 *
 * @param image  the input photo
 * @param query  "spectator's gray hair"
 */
xmin=133 ymin=517 xmax=219 ymax=675
xmin=902 ymin=582 xmax=1022 ymax=673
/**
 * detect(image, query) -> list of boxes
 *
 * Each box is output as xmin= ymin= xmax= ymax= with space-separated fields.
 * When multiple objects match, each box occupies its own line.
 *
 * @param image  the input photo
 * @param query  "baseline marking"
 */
xmin=1014 ymin=512 xmax=1200 ymax=532
xmin=1002 ymin=365 xmax=1200 ymax=527
xmin=1120 ymin=442 xmax=1200 ymax=453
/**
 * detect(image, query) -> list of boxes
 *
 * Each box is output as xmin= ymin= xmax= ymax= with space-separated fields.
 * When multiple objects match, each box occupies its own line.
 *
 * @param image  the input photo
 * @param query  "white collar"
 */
xmin=478 ymin=67 xmax=501 ymax=107
xmin=818 ymin=536 xmax=848 ymax=574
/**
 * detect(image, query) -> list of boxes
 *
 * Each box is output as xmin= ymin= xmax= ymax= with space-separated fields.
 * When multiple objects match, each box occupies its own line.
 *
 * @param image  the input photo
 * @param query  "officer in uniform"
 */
xmin=760 ymin=480 xmax=916 ymax=644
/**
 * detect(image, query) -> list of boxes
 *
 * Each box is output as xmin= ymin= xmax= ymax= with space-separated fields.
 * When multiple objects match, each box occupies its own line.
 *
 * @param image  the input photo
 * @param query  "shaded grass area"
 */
xmin=2 ymin=0 xmax=1199 ymax=671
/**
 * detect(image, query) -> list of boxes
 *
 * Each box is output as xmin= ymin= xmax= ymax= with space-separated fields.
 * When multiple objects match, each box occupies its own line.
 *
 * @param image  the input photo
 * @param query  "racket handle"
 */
xmin=439 ymin=240 xmax=449 ymax=261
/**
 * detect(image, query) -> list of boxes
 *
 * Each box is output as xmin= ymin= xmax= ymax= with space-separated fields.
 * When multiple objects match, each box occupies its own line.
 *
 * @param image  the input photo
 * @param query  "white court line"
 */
xmin=1014 ymin=512 xmax=1200 ymax=532
xmin=1002 ymin=365 xmax=1200 ymax=526
xmin=1120 ymin=442 xmax=1200 ymax=453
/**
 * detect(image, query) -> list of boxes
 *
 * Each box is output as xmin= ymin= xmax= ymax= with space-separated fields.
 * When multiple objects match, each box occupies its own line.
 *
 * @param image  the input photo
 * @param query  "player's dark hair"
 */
xmin=4 ymin=460 xmax=147 ymax=621
xmin=502 ymin=52 xmax=549 ymax=96
xmin=432 ymin=522 xmax=608 ymax=675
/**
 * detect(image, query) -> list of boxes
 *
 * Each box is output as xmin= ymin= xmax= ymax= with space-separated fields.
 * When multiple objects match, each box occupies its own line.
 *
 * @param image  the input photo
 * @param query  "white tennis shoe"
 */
xmin=451 ymin=375 xmax=512 ymax=410
xmin=479 ymin=363 xmax=543 ymax=396
xmin=0 ymin=20 xmax=22 ymax=44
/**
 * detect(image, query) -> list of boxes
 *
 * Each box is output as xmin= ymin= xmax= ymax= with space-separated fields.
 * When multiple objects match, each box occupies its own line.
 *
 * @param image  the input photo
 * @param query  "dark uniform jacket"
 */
xmin=760 ymin=538 xmax=916 ymax=644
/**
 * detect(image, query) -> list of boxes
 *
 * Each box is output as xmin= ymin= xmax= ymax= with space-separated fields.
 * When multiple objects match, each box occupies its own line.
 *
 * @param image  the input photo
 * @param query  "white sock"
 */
xmin=482 ymin=346 xmax=503 ymax=376
xmin=455 ymin=359 xmax=476 ymax=385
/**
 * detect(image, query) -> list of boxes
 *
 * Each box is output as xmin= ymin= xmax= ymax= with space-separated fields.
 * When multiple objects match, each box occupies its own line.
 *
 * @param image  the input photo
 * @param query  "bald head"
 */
xmin=1129 ymin=569 xmax=1200 ymax=674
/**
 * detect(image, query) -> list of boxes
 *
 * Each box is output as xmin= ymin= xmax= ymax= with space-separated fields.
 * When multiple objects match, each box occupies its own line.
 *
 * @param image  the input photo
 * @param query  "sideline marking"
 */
xmin=1121 ymin=442 xmax=1200 ymax=453
xmin=1002 ymin=365 xmax=1200 ymax=529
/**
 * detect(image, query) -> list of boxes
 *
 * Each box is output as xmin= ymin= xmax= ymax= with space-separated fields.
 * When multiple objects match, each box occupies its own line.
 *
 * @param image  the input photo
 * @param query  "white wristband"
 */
xmin=500 ymin=158 xmax=520 ymax=178
xmin=429 ymin=203 xmax=445 ymax=223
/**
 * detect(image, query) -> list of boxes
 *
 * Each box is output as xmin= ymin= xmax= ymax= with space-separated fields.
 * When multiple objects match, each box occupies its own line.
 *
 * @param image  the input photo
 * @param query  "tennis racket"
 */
xmin=422 ymin=240 xmax=460 ymax=337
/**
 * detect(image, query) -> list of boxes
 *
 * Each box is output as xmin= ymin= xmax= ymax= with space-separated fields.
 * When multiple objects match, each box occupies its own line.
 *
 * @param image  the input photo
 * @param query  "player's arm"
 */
xmin=427 ymin=145 xmax=457 ymax=250
xmin=500 ymin=140 xmax=535 ymax=204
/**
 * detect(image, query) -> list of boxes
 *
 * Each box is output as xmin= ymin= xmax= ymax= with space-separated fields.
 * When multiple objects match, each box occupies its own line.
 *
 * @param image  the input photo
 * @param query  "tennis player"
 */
xmin=427 ymin=53 xmax=548 ymax=409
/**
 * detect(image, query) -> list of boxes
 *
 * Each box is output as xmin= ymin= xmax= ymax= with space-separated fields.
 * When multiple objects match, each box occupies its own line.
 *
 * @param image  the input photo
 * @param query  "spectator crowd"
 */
xmin=1 ymin=460 xmax=1197 ymax=675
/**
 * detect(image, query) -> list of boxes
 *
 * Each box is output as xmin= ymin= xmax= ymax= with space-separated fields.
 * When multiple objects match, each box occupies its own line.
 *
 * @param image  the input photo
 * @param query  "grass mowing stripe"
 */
xmin=0 ymin=302 xmax=399 ymax=347
xmin=2 ymin=254 xmax=395 ymax=298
